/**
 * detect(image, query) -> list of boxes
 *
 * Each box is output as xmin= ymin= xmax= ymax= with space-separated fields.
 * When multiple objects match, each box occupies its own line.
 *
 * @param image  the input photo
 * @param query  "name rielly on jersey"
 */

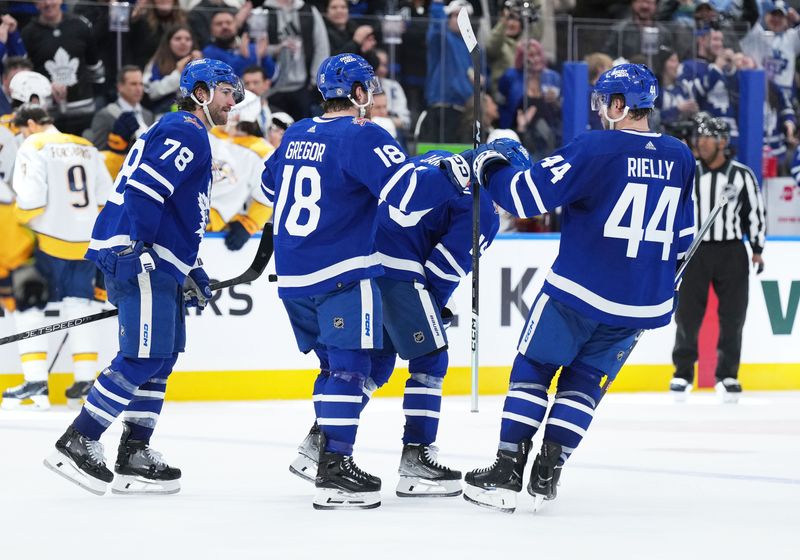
xmin=627 ymin=157 xmax=675 ymax=181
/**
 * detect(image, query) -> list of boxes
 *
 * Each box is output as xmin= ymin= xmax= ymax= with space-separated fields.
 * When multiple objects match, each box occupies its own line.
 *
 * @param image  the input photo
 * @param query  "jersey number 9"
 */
xmin=67 ymin=165 xmax=89 ymax=208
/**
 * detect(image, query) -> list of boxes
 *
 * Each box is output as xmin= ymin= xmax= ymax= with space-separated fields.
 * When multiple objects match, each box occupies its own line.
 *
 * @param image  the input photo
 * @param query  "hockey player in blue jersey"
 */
xmin=462 ymin=64 xmax=696 ymax=513
xmin=261 ymin=53 xmax=470 ymax=509
xmin=288 ymin=150 xmax=503 ymax=497
xmin=44 ymin=59 xmax=244 ymax=496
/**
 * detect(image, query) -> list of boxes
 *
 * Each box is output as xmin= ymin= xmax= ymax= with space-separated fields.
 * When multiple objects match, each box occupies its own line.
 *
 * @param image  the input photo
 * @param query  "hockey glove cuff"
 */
xmin=98 ymin=241 xmax=159 ymax=282
xmin=184 ymin=266 xmax=212 ymax=309
xmin=439 ymin=153 xmax=473 ymax=193
xmin=473 ymin=147 xmax=509 ymax=187
xmin=224 ymin=217 xmax=253 ymax=251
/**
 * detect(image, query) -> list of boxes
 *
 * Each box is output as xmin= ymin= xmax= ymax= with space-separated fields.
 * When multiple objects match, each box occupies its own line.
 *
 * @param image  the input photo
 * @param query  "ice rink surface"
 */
xmin=2 ymin=392 xmax=799 ymax=560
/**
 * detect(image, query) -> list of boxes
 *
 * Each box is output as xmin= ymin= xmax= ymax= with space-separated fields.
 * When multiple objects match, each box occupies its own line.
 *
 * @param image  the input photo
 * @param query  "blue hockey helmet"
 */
xmin=591 ymin=63 xmax=659 ymax=111
xmin=180 ymin=58 xmax=244 ymax=104
xmin=316 ymin=53 xmax=382 ymax=100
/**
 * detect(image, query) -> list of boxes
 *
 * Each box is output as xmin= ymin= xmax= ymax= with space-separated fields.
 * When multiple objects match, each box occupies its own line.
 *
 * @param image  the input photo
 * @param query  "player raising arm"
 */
xmin=463 ymin=64 xmax=696 ymax=513
xmin=44 ymin=59 xmax=243 ymax=496
xmin=261 ymin=53 xmax=469 ymax=510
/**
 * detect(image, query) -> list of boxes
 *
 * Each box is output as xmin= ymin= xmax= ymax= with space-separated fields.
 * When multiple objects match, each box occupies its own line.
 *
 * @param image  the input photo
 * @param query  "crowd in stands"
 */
xmin=0 ymin=0 xmax=798 ymax=232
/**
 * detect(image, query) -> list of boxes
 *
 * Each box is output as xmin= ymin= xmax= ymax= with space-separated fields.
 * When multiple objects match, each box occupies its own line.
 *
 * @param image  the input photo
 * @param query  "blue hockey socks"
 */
xmin=401 ymin=351 xmax=447 ymax=445
xmin=317 ymin=349 xmax=371 ymax=456
xmin=542 ymin=363 xmax=602 ymax=463
xmin=122 ymin=354 xmax=177 ymax=443
xmin=73 ymin=354 xmax=166 ymax=441
xmin=498 ymin=353 xmax=557 ymax=452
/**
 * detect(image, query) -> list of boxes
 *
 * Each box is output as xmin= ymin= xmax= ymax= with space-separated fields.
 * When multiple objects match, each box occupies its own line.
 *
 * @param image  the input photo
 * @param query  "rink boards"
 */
xmin=1 ymin=234 xmax=799 ymax=402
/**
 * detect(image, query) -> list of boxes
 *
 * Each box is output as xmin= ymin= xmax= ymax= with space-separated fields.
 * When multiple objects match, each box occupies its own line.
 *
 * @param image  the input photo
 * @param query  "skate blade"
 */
xmin=312 ymin=488 xmax=381 ymax=510
xmin=43 ymin=451 xmax=107 ymax=496
xmin=396 ymin=476 xmax=462 ymax=498
xmin=289 ymin=453 xmax=317 ymax=484
xmin=717 ymin=393 xmax=740 ymax=404
xmin=670 ymin=389 xmax=691 ymax=403
xmin=531 ymin=494 xmax=548 ymax=513
xmin=1 ymin=395 xmax=51 ymax=411
xmin=462 ymin=483 xmax=516 ymax=513
xmin=111 ymin=474 xmax=181 ymax=495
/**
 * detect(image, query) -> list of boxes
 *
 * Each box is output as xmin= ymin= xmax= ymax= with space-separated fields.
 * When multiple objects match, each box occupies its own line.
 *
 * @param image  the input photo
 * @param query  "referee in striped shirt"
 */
xmin=670 ymin=117 xmax=766 ymax=403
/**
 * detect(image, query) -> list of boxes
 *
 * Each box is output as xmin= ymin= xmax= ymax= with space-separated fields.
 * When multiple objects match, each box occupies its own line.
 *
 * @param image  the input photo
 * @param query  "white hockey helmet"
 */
xmin=228 ymin=89 xmax=262 ymax=125
xmin=9 ymin=71 xmax=53 ymax=105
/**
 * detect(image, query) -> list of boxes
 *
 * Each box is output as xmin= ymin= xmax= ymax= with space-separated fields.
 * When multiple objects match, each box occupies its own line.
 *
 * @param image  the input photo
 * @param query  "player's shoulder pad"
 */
xmin=411 ymin=149 xmax=451 ymax=169
xmin=24 ymin=132 xmax=94 ymax=151
xmin=152 ymin=112 xmax=210 ymax=151
xmin=234 ymin=136 xmax=274 ymax=159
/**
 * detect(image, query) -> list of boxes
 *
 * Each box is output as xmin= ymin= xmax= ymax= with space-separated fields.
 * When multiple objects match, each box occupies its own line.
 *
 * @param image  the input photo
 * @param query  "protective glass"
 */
xmin=363 ymin=76 xmax=383 ymax=95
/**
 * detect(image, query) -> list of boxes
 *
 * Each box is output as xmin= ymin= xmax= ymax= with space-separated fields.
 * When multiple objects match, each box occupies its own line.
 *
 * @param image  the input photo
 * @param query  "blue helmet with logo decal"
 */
xmin=316 ymin=53 xmax=382 ymax=100
xmin=591 ymin=63 xmax=659 ymax=111
xmin=179 ymin=58 xmax=244 ymax=104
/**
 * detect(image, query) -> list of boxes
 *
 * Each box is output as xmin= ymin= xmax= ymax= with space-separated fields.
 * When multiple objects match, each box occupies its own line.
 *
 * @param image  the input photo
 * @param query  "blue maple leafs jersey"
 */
xmin=376 ymin=151 xmax=500 ymax=308
xmin=261 ymin=116 xmax=463 ymax=298
xmin=86 ymin=111 xmax=213 ymax=283
xmin=487 ymin=130 xmax=696 ymax=329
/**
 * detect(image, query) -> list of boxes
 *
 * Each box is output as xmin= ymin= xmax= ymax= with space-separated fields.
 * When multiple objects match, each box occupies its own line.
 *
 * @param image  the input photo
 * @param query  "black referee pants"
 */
xmin=672 ymin=241 xmax=750 ymax=382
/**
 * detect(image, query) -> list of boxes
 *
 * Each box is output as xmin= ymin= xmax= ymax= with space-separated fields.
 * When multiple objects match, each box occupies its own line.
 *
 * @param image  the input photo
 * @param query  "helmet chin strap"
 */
xmin=347 ymin=89 xmax=373 ymax=118
xmin=191 ymin=86 xmax=217 ymax=128
xmin=601 ymin=104 xmax=629 ymax=130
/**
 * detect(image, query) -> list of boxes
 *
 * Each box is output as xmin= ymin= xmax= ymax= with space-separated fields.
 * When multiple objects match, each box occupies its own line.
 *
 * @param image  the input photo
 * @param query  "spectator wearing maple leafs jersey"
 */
xmin=21 ymin=0 xmax=105 ymax=135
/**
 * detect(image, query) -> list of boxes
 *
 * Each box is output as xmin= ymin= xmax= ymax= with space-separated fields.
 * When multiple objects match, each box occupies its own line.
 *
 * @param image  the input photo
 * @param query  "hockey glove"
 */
xmin=184 ymin=267 xmax=212 ymax=309
xmin=473 ymin=138 xmax=530 ymax=187
xmin=439 ymin=152 xmax=473 ymax=193
xmin=224 ymin=219 xmax=251 ymax=251
xmin=98 ymin=241 xmax=159 ymax=282
xmin=11 ymin=263 xmax=49 ymax=311
xmin=441 ymin=306 xmax=454 ymax=330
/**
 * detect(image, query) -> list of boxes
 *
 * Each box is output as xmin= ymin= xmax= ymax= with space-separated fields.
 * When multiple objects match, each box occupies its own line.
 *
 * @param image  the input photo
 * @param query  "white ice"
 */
xmin=2 ymin=393 xmax=799 ymax=560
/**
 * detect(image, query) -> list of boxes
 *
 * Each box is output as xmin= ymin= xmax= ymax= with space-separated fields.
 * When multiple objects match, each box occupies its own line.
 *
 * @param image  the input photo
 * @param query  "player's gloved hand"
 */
xmin=107 ymin=111 xmax=140 ymax=155
xmin=473 ymin=138 xmax=530 ymax=186
xmin=439 ymin=152 xmax=473 ymax=193
xmin=11 ymin=263 xmax=49 ymax=311
xmin=441 ymin=306 xmax=454 ymax=330
xmin=224 ymin=219 xmax=251 ymax=251
xmin=98 ymin=241 xmax=159 ymax=282
xmin=183 ymin=267 xmax=212 ymax=309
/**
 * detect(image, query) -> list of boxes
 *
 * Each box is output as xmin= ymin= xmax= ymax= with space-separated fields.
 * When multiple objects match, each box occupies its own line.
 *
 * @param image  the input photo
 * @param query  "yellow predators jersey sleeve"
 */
xmin=13 ymin=131 xmax=114 ymax=260
xmin=0 ymin=124 xmax=34 ymax=279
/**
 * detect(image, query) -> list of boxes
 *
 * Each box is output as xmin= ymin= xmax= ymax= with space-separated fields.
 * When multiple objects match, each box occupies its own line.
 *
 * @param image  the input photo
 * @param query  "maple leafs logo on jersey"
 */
xmin=195 ymin=188 xmax=211 ymax=240
xmin=43 ymin=47 xmax=79 ymax=87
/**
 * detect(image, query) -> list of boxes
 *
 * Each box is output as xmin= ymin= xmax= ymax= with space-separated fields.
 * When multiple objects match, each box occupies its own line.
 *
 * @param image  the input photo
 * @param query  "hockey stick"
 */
xmin=0 ymin=223 xmax=275 ymax=346
xmin=47 ymin=332 xmax=69 ymax=374
xmin=458 ymin=7 xmax=482 ymax=413
xmin=599 ymin=184 xmax=739 ymax=396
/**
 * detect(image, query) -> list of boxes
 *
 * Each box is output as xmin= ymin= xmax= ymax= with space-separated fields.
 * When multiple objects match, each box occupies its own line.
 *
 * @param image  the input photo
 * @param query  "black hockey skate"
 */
xmin=463 ymin=439 xmax=531 ymax=513
xmin=313 ymin=449 xmax=381 ymax=510
xmin=396 ymin=444 xmax=462 ymax=498
xmin=43 ymin=426 xmax=113 ymax=495
xmin=112 ymin=423 xmax=181 ymax=495
xmin=65 ymin=380 xmax=94 ymax=409
xmin=669 ymin=377 xmax=692 ymax=403
xmin=527 ymin=441 xmax=563 ymax=512
xmin=715 ymin=377 xmax=742 ymax=404
xmin=1 ymin=380 xmax=50 ymax=410
xmin=289 ymin=423 xmax=322 ymax=484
